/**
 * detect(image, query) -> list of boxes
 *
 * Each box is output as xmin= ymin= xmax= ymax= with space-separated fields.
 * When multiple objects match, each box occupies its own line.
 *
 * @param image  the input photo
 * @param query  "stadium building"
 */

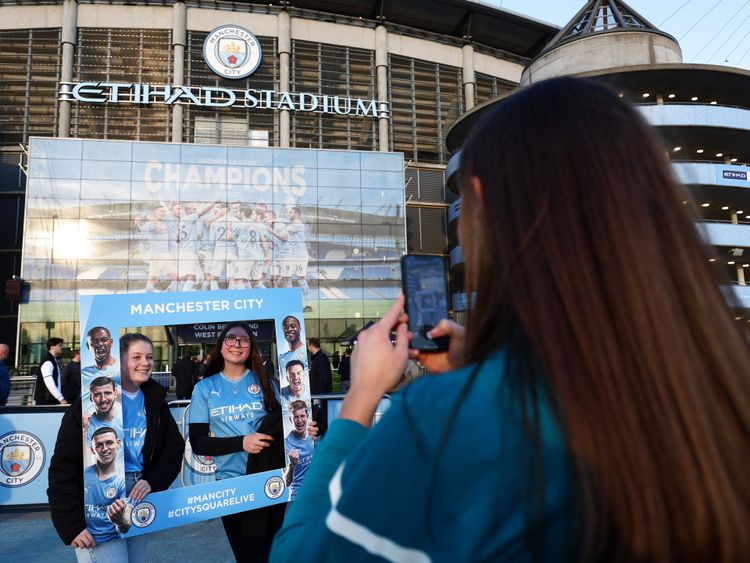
xmin=0 ymin=0 xmax=557 ymax=368
xmin=446 ymin=0 xmax=750 ymax=323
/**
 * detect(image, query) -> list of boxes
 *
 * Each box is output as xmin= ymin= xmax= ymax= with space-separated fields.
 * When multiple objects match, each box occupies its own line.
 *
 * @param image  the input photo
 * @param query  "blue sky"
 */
xmin=486 ymin=1 xmax=750 ymax=68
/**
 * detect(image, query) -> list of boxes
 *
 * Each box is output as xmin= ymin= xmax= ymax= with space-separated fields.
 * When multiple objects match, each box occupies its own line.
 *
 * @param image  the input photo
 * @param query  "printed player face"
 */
xmin=122 ymin=340 xmax=154 ymax=388
xmin=87 ymin=328 xmax=113 ymax=364
xmin=291 ymin=408 xmax=308 ymax=433
xmin=90 ymin=383 xmax=116 ymax=415
xmin=221 ymin=328 xmax=251 ymax=366
xmin=282 ymin=318 xmax=300 ymax=345
xmin=288 ymin=365 xmax=304 ymax=392
xmin=91 ymin=432 xmax=120 ymax=465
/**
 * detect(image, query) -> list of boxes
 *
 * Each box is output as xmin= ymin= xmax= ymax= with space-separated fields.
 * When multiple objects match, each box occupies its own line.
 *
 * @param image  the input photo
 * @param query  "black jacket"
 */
xmin=309 ymin=350 xmax=332 ymax=394
xmin=34 ymin=352 xmax=61 ymax=405
xmin=47 ymin=378 xmax=185 ymax=545
xmin=242 ymin=406 xmax=286 ymax=538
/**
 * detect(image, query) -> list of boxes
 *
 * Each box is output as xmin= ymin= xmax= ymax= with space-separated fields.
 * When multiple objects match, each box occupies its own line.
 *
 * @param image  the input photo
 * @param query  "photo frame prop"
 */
xmin=79 ymin=287 xmax=312 ymax=538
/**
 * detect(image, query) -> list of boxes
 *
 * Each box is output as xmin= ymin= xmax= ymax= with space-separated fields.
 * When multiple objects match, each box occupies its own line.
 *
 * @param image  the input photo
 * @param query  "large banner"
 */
xmin=22 ymin=139 xmax=404 ymax=332
xmin=79 ymin=288 xmax=313 ymax=539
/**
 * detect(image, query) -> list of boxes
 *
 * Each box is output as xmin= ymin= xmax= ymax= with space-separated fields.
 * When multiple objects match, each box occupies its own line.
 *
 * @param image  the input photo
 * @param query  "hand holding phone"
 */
xmin=401 ymin=254 xmax=450 ymax=351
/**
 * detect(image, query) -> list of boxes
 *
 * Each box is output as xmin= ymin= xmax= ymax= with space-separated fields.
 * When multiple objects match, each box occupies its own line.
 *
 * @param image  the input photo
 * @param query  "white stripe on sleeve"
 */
xmin=325 ymin=462 xmax=432 ymax=563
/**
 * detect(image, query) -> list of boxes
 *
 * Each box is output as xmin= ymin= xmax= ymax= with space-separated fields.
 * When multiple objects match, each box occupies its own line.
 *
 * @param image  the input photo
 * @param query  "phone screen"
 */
xmin=401 ymin=255 xmax=449 ymax=351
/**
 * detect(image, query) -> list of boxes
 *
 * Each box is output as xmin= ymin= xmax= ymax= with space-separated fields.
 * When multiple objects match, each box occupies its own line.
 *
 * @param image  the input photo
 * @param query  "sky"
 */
xmin=485 ymin=0 xmax=750 ymax=68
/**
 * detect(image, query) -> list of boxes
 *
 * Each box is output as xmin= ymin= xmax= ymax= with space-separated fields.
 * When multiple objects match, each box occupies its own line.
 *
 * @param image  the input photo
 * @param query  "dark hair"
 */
xmin=91 ymin=426 xmax=117 ymax=440
xmin=459 ymin=77 xmax=750 ymax=561
xmin=89 ymin=376 xmax=115 ymax=391
xmin=307 ymin=337 xmax=320 ymax=348
xmin=285 ymin=359 xmax=304 ymax=372
xmin=205 ymin=322 xmax=278 ymax=410
xmin=46 ymin=337 xmax=63 ymax=350
xmin=86 ymin=326 xmax=110 ymax=339
xmin=120 ymin=333 xmax=153 ymax=361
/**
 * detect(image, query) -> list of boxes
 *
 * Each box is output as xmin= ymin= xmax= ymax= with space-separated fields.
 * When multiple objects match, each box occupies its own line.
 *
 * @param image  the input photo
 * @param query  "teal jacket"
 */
xmin=272 ymin=351 xmax=573 ymax=562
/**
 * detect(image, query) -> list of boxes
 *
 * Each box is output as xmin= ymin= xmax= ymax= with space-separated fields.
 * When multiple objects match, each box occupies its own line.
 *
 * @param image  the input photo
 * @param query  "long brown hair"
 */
xmin=460 ymin=77 xmax=750 ymax=561
xmin=205 ymin=321 xmax=278 ymax=411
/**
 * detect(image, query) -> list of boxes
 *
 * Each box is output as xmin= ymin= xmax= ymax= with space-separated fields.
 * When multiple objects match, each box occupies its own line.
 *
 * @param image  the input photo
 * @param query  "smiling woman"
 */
xmin=188 ymin=321 xmax=285 ymax=563
xmin=47 ymin=332 xmax=185 ymax=563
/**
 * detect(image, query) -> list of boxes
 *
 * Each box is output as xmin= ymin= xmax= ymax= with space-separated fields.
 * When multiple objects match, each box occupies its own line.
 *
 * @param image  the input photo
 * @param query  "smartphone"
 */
xmin=400 ymin=254 xmax=450 ymax=351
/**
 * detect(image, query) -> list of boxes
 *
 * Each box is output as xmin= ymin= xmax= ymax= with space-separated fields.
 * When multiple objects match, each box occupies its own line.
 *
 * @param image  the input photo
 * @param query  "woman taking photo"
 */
xmin=189 ymin=321 xmax=289 ymax=562
xmin=48 ymin=333 xmax=184 ymax=561
xmin=273 ymin=77 xmax=750 ymax=562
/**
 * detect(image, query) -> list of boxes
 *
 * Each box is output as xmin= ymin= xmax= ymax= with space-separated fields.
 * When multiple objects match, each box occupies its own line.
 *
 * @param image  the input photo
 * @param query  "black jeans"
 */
xmin=221 ymin=511 xmax=275 ymax=563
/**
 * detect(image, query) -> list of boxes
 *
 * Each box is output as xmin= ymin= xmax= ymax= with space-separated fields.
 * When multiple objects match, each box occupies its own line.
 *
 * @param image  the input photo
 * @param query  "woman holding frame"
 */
xmin=48 ymin=332 xmax=184 ymax=562
xmin=190 ymin=321 xmax=315 ymax=562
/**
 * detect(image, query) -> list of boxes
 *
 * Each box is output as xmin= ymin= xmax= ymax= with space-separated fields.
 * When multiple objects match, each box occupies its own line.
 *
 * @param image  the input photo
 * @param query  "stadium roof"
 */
xmin=269 ymin=0 xmax=559 ymax=58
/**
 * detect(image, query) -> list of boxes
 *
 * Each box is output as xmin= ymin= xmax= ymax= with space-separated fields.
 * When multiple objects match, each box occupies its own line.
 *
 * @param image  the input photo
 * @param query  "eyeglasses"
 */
xmin=223 ymin=335 xmax=251 ymax=348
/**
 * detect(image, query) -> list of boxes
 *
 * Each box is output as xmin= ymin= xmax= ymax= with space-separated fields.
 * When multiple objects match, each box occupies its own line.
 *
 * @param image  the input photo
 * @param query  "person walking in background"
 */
xmin=0 ymin=343 xmax=10 ymax=406
xmin=61 ymin=349 xmax=81 ymax=403
xmin=306 ymin=338 xmax=331 ymax=395
xmin=337 ymin=347 xmax=351 ymax=393
xmin=173 ymin=354 xmax=196 ymax=400
xmin=331 ymin=350 xmax=340 ymax=372
xmin=34 ymin=337 xmax=66 ymax=405
xmin=272 ymin=77 xmax=750 ymax=562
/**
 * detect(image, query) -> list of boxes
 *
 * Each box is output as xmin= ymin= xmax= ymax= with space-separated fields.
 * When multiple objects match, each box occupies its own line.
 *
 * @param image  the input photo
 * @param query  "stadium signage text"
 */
xmin=59 ymin=82 xmax=388 ymax=119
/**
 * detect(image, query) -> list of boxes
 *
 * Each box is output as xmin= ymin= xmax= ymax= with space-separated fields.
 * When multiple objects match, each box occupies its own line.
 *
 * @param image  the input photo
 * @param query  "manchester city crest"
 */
xmin=264 ymin=476 xmax=285 ymax=499
xmin=183 ymin=437 xmax=216 ymax=476
xmin=203 ymin=25 xmax=262 ymax=80
xmin=131 ymin=501 xmax=156 ymax=528
xmin=105 ymin=486 xmax=117 ymax=499
xmin=248 ymin=384 xmax=260 ymax=395
xmin=0 ymin=431 xmax=45 ymax=488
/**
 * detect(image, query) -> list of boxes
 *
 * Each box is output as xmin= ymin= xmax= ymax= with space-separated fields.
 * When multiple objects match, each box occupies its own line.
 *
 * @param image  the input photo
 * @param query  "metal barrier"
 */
xmin=6 ymin=376 xmax=37 ymax=406
xmin=151 ymin=371 xmax=175 ymax=393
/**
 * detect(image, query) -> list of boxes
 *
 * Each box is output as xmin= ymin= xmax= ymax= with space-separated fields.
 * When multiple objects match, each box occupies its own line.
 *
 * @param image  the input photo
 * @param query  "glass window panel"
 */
xmin=80 ymin=180 xmax=131 ymax=201
xmin=318 ymin=151 xmax=361 ymax=170
xmin=318 ymin=168 xmax=360 ymax=188
xmin=133 ymin=142 xmax=182 ymax=163
xmin=81 ymin=160 xmax=132 ymax=181
xmin=317 ymin=187 xmax=362 ymax=207
xmin=29 ymin=159 xmax=82 ymax=180
xmin=227 ymin=147 xmax=274 ymax=167
xmin=273 ymin=149 xmax=318 ymax=168
xmin=27 ymin=178 xmax=81 ymax=200
xmin=26 ymin=198 xmax=81 ymax=219
xmin=361 ymin=170 xmax=403 ymax=190
xmin=30 ymin=139 xmax=83 ymax=160
xmin=360 ymin=153 xmax=403 ymax=171
xmin=180 ymin=144 xmax=228 ymax=164
xmin=361 ymin=188 xmax=404 ymax=207
xmin=82 ymin=140 xmax=133 ymax=161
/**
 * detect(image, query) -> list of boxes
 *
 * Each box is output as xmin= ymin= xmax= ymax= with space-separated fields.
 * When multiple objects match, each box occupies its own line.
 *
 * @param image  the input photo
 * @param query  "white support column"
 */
xmin=278 ymin=10 xmax=291 ymax=147
xmin=58 ymin=0 xmax=78 ymax=138
xmin=171 ymin=1 xmax=187 ymax=143
xmin=375 ymin=25 xmax=389 ymax=152
xmin=462 ymin=43 xmax=475 ymax=111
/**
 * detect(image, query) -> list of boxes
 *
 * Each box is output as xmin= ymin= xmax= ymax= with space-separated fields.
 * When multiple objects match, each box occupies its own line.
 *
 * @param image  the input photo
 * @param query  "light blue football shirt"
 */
xmin=284 ymin=431 xmax=314 ymax=501
xmin=189 ymin=370 xmax=275 ymax=480
xmin=122 ymin=389 xmax=146 ymax=472
xmin=83 ymin=465 xmax=126 ymax=543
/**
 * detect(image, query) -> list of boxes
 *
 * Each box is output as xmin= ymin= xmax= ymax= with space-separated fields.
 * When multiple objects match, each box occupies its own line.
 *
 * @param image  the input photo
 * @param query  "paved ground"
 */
xmin=0 ymin=508 xmax=235 ymax=562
